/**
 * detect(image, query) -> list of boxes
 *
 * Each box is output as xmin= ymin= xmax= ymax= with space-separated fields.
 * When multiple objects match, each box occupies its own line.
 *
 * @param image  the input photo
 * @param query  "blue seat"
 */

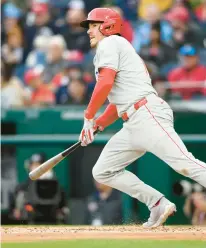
xmin=198 ymin=49 xmax=206 ymax=65
xmin=160 ymin=62 xmax=179 ymax=78
xmin=13 ymin=64 xmax=26 ymax=83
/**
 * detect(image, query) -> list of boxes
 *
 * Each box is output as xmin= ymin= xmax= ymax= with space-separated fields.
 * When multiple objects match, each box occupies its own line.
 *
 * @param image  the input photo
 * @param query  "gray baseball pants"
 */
xmin=92 ymin=94 xmax=206 ymax=209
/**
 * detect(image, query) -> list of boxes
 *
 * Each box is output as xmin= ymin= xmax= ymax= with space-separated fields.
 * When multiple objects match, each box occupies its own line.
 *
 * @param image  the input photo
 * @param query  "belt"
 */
xmin=121 ymin=98 xmax=148 ymax=121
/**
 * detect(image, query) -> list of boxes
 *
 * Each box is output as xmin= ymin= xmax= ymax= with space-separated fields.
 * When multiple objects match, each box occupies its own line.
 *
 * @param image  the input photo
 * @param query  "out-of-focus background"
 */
xmin=1 ymin=0 xmax=206 ymax=226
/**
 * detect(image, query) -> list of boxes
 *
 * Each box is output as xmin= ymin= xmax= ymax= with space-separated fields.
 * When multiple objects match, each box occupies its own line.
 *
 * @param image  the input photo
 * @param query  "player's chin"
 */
xmin=90 ymin=40 xmax=97 ymax=48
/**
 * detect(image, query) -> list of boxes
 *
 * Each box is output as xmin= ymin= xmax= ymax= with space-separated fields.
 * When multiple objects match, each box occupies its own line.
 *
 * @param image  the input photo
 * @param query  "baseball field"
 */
xmin=1 ymin=225 xmax=206 ymax=248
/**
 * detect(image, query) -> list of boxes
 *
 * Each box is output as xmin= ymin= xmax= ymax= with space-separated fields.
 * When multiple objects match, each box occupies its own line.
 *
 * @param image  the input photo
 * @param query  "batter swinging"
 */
xmin=79 ymin=8 xmax=206 ymax=228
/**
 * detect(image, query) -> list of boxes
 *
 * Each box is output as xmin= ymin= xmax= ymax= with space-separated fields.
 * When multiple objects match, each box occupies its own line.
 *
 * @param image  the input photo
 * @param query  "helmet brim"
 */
xmin=80 ymin=20 xmax=90 ymax=28
xmin=80 ymin=20 xmax=104 ymax=29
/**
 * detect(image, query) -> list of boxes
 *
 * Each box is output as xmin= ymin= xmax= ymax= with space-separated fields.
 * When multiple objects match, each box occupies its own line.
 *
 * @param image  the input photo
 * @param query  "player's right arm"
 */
xmin=95 ymin=103 xmax=119 ymax=131
xmin=79 ymin=37 xmax=119 ymax=145
xmin=84 ymin=37 xmax=119 ymax=120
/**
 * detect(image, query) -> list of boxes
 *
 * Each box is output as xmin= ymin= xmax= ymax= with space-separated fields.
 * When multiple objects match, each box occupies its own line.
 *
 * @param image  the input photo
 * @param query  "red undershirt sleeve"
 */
xmin=84 ymin=67 xmax=117 ymax=119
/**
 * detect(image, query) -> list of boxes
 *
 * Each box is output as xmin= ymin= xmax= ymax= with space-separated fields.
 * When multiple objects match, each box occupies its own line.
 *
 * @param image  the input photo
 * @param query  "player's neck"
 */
xmin=96 ymin=36 xmax=106 ymax=48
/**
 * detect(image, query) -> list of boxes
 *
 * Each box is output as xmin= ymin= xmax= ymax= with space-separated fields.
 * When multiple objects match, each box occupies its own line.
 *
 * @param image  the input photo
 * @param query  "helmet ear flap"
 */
xmin=100 ymin=20 xmax=116 ymax=36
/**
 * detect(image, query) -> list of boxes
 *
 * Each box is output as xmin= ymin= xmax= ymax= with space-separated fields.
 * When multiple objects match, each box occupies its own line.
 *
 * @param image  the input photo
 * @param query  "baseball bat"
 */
xmin=29 ymin=130 xmax=100 ymax=180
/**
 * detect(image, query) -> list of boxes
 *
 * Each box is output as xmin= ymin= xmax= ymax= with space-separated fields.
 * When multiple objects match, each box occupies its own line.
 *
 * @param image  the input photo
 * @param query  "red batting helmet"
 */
xmin=80 ymin=8 xmax=122 ymax=36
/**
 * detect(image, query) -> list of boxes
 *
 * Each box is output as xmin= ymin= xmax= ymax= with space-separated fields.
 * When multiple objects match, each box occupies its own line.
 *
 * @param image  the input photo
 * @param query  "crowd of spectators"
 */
xmin=1 ymin=0 xmax=206 ymax=109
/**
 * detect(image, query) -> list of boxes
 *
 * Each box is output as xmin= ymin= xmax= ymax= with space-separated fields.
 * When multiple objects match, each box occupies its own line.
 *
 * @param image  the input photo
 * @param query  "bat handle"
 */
xmin=93 ymin=129 xmax=100 ymax=135
xmin=62 ymin=129 xmax=100 ymax=157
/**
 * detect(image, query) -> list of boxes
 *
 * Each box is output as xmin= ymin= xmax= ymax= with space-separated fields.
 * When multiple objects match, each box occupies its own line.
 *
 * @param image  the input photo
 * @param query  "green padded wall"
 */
xmin=1 ymin=108 xmax=206 ymax=223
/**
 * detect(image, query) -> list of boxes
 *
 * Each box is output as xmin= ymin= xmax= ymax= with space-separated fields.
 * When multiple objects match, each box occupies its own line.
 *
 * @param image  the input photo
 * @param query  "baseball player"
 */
xmin=79 ymin=8 xmax=206 ymax=228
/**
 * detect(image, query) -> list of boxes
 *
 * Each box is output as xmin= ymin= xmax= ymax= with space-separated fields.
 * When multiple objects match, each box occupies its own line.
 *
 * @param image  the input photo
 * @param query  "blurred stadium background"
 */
xmin=1 ymin=0 xmax=206 ymax=226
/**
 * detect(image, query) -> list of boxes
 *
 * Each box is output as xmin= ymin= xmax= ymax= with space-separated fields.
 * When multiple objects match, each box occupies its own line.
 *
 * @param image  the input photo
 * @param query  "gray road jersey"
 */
xmin=94 ymin=35 xmax=157 ymax=116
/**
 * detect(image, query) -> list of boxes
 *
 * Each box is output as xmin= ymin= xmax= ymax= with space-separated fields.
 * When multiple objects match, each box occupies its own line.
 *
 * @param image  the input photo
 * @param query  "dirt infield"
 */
xmin=1 ymin=226 xmax=206 ymax=243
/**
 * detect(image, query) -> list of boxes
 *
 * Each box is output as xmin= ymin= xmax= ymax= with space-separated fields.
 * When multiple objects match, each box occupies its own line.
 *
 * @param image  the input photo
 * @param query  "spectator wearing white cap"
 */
xmin=25 ymin=35 xmax=49 ymax=69
xmin=42 ymin=35 xmax=67 ymax=84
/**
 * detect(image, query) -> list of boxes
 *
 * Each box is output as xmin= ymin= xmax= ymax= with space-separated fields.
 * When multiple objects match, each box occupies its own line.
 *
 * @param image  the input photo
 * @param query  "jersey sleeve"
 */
xmin=96 ymin=37 xmax=119 ymax=71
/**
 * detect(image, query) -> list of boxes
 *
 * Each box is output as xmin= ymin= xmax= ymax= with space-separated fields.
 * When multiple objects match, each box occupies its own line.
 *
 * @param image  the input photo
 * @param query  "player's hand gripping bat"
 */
xmin=29 ymin=129 xmax=100 ymax=180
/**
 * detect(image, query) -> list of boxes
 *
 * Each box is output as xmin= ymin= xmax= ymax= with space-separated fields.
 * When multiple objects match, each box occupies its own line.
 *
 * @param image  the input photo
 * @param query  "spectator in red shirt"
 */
xmin=24 ymin=68 xmax=55 ymax=106
xmin=168 ymin=44 xmax=206 ymax=100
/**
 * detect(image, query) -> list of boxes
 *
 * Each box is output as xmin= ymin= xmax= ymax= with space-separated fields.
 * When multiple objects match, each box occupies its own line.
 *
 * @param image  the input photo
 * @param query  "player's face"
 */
xmin=87 ymin=22 xmax=104 ymax=48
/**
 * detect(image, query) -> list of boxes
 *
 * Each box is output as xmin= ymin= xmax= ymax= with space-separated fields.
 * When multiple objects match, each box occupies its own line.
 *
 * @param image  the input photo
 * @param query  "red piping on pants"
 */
xmin=145 ymin=105 xmax=206 ymax=170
